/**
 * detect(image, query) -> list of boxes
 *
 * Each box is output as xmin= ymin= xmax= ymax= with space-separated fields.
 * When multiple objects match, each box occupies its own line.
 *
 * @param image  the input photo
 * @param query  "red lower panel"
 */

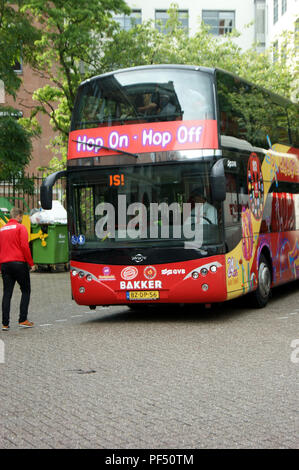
xmin=70 ymin=256 xmax=227 ymax=306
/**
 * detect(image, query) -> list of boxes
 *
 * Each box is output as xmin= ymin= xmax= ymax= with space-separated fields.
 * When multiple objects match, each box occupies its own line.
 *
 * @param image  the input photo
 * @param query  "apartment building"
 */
xmin=265 ymin=0 xmax=298 ymax=63
xmin=266 ymin=0 xmax=298 ymax=45
xmin=116 ymin=0 xmax=267 ymax=52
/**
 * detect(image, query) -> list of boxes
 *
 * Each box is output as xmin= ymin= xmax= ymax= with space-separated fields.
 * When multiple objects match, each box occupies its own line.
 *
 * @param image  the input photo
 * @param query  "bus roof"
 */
xmin=80 ymin=64 xmax=215 ymax=86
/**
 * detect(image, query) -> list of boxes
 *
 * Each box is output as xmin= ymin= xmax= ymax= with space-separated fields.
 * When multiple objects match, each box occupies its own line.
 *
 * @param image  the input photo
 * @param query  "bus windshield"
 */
xmin=68 ymin=162 xmax=223 ymax=253
xmin=71 ymin=67 xmax=215 ymax=130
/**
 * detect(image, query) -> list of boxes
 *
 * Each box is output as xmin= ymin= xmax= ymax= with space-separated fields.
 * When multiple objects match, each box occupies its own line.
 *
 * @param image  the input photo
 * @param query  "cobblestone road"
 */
xmin=0 ymin=271 xmax=298 ymax=449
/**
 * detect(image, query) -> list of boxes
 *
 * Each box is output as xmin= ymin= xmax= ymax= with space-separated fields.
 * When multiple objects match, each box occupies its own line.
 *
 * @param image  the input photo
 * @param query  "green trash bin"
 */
xmin=31 ymin=224 xmax=69 ymax=265
xmin=0 ymin=197 xmax=13 ymax=221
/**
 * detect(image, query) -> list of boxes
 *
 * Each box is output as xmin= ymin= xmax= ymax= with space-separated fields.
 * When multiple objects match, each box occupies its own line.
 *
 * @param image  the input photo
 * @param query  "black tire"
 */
xmin=251 ymin=254 xmax=271 ymax=308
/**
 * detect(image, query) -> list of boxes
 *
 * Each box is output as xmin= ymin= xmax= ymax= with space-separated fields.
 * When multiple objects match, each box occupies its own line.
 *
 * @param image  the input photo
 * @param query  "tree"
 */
xmin=20 ymin=0 xmax=130 ymax=166
xmin=0 ymin=106 xmax=34 ymax=191
xmin=25 ymin=2 xmax=298 ymax=171
xmin=101 ymin=4 xmax=297 ymax=98
xmin=0 ymin=0 xmax=39 ymax=96
xmin=0 ymin=1 xmax=39 ymax=186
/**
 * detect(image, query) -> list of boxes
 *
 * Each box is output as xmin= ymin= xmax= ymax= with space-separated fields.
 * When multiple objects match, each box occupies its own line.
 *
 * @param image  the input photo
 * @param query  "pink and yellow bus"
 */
xmin=41 ymin=65 xmax=299 ymax=309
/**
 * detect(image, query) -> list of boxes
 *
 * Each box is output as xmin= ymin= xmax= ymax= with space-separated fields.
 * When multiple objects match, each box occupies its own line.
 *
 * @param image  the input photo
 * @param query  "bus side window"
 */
xmin=216 ymin=70 xmax=295 ymax=148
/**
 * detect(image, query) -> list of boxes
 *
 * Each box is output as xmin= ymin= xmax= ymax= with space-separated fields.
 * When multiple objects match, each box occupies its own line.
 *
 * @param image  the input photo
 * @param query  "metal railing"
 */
xmin=0 ymin=174 xmax=66 ymax=214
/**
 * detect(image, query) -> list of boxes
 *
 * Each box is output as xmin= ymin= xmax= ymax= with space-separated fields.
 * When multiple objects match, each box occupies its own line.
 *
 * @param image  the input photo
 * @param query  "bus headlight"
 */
xmin=71 ymin=269 xmax=78 ymax=276
xmin=78 ymin=271 xmax=85 ymax=278
xmin=201 ymin=283 xmax=209 ymax=291
xmin=79 ymin=287 xmax=85 ymax=293
xmin=210 ymin=265 xmax=217 ymax=273
xmin=200 ymin=268 xmax=208 ymax=276
xmin=86 ymin=274 xmax=92 ymax=282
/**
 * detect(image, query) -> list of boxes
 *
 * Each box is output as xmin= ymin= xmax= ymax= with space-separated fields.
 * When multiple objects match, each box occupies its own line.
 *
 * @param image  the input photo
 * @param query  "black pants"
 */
xmin=1 ymin=262 xmax=31 ymax=326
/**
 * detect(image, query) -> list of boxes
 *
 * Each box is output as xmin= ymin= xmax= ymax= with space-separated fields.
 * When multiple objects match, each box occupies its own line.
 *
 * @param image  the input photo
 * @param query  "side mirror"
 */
xmin=40 ymin=170 xmax=67 ymax=210
xmin=210 ymin=159 xmax=226 ymax=202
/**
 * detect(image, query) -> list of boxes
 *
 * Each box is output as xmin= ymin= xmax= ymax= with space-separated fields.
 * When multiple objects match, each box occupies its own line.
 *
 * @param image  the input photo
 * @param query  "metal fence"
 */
xmin=0 ymin=174 xmax=66 ymax=214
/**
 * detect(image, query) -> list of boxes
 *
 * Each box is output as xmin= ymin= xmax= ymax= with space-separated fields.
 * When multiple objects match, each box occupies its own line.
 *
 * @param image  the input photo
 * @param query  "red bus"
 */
xmin=41 ymin=65 xmax=299 ymax=309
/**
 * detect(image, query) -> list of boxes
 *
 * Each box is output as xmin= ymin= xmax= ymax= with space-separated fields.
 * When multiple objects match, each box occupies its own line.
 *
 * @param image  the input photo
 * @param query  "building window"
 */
xmin=282 ymin=0 xmax=287 ymax=15
xmin=202 ymin=10 xmax=235 ymax=35
xmin=273 ymin=0 xmax=278 ymax=23
xmin=155 ymin=10 xmax=189 ymax=34
xmin=255 ymin=0 xmax=266 ymax=51
xmin=114 ymin=10 xmax=142 ymax=31
xmin=13 ymin=59 xmax=22 ymax=74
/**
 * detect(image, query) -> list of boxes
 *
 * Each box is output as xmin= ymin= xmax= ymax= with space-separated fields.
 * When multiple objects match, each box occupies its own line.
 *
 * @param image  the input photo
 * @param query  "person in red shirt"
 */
xmin=0 ymin=207 xmax=34 ymax=330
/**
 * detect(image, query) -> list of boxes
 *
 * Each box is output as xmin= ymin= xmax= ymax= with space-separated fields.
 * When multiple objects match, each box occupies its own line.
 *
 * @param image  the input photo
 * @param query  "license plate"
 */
xmin=126 ymin=291 xmax=159 ymax=300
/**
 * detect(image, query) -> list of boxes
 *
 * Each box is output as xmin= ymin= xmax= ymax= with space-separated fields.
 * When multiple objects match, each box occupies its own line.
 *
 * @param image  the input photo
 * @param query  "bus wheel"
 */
xmin=252 ymin=255 xmax=271 ymax=308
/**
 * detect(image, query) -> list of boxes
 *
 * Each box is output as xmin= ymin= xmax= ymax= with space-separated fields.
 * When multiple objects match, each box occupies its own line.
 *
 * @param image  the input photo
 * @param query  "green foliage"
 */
xmin=18 ymin=0 xmax=130 ymax=172
xmin=101 ymin=3 xmax=297 ymax=99
xmin=0 ymin=0 xmax=39 ymax=97
xmin=0 ymin=1 xmax=40 ymax=185
xmin=0 ymin=108 xmax=38 ymax=185
xmin=11 ymin=1 xmax=297 ymax=172
xmin=0 ymin=107 xmax=32 ymax=181
xmin=22 ymin=0 xmax=130 ymax=117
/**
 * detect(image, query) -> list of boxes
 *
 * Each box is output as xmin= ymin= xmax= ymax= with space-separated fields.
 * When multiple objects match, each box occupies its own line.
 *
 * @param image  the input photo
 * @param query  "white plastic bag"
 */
xmin=30 ymin=200 xmax=67 ymax=224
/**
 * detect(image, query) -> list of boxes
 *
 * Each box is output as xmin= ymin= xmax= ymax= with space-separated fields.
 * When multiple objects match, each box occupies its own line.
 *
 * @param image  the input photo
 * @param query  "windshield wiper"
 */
xmin=72 ymin=139 xmax=138 ymax=158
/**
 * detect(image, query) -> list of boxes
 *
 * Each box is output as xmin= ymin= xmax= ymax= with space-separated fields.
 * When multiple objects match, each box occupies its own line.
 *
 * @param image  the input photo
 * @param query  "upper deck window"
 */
xmin=71 ymin=68 xmax=215 ymax=131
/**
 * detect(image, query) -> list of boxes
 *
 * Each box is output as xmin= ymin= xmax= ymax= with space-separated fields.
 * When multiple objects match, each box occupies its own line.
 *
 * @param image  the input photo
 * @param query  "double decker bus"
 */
xmin=41 ymin=65 xmax=299 ymax=309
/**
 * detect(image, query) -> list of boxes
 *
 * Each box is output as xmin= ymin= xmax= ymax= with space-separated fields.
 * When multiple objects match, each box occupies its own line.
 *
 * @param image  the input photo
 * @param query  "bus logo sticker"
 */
xmin=121 ymin=266 xmax=138 ymax=281
xmin=143 ymin=266 xmax=157 ymax=280
xmin=161 ymin=268 xmax=186 ymax=276
xmin=99 ymin=266 xmax=116 ymax=281
xmin=131 ymin=253 xmax=146 ymax=263
xmin=103 ymin=266 xmax=111 ymax=276
xmin=227 ymin=160 xmax=237 ymax=168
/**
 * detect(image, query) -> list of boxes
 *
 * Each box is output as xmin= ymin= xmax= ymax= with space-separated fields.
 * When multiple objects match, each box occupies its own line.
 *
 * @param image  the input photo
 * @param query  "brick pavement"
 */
xmin=0 ymin=271 xmax=298 ymax=449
